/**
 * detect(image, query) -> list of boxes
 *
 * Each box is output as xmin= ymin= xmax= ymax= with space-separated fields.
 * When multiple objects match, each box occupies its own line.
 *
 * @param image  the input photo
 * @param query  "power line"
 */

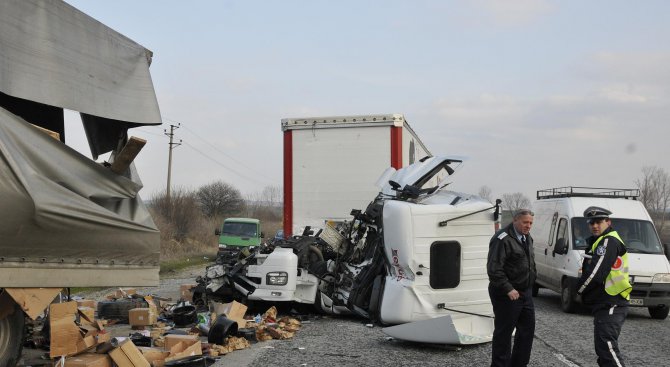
xmin=179 ymin=123 xmax=276 ymax=182
xmin=181 ymin=140 xmax=269 ymax=186
xmin=135 ymin=119 xmax=277 ymax=188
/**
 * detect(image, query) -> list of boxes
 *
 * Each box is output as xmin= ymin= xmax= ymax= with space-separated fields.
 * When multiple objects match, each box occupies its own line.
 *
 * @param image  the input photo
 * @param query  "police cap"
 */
xmin=583 ymin=206 xmax=612 ymax=223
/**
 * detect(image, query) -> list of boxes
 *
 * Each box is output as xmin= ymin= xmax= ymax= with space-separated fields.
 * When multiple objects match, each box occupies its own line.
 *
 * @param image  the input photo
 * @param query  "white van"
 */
xmin=532 ymin=187 xmax=670 ymax=319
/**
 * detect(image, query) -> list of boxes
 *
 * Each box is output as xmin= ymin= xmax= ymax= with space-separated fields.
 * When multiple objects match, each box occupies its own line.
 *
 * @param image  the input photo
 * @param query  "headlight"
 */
xmin=266 ymin=271 xmax=288 ymax=286
xmin=652 ymin=273 xmax=670 ymax=283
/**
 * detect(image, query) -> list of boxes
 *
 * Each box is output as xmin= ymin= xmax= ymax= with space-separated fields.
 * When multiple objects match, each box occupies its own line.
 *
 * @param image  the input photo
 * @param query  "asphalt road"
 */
xmin=158 ymin=267 xmax=670 ymax=367
xmin=214 ymin=289 xmax=670 ymax=367
xmin=24 ymin=265 xmax=668 ymax=367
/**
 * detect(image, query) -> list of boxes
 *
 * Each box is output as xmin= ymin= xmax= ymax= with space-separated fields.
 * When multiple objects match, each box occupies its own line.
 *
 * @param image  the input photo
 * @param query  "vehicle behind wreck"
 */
xmin=195 ymin=156 xmax=500 ymax=344
xmin=0 ymin=1 xmax=161 ymax=365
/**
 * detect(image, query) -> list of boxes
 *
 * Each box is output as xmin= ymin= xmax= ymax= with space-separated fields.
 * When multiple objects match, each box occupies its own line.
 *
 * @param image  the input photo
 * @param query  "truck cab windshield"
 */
xmin=571 ymin=218 xmax=663 ymax=254
xmin=222 ymin=222 xmax=258 ymax=237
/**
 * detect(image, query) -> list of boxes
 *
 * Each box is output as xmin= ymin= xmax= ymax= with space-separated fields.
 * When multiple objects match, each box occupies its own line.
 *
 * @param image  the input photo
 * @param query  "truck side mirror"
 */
xmin=554 ymin=238 xmax=568 ymax=255
xmin=260 ymin=232 xmax=265 ymax=238
xmin=664 ymin=243 xmax=670 ymax=262
xmin=215 ymin=229 xmax=221 ymax=236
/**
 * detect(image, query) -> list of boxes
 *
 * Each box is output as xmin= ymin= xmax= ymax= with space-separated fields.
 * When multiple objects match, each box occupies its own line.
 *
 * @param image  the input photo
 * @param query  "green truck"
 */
xmin=215 ymin=218 xmax=264 ymax=257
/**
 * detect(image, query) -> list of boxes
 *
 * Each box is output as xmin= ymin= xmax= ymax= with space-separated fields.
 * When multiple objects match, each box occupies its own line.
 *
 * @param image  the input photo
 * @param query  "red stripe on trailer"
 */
xmin=283 ymin=130 xmax=293 ymax=237
xmin=390 ymin=126 xmax=402 ymax=169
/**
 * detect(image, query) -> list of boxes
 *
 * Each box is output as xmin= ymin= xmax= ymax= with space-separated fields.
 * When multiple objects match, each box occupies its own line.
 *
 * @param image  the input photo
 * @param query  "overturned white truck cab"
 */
xmin=196 ymin=156 xmax=500 ymax=344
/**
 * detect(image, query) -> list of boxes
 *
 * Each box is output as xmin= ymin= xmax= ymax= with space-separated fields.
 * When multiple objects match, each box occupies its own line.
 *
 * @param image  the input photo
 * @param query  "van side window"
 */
xmin=556 ymin=218 xmax=568 ymax=248
xmin=571 ymin=218 xmax=589 ymax=250
xmin=548 ymin=212 xmax=559 ymax=246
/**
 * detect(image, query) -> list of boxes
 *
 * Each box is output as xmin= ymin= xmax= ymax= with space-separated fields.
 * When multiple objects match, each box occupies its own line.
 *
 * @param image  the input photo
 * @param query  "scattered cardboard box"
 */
xmin=108 ymin=339 xmax=150 ymax=367
xmin=179 ymin=284 xmax=196 ymax=302
xmin=78 ymin=307 xmax=95 ymax=326
xmin=129 ymin=308 xmax=157 ymax=327
xmin=76 ymin=299 xmax=97 ymax=309
xmin=107 ymin=288 xmax=137 ymax=300
xmin=63 ymin=353 xmax=112 ymax=367
xmin=210 ymin=300 xmax=247 ymax=329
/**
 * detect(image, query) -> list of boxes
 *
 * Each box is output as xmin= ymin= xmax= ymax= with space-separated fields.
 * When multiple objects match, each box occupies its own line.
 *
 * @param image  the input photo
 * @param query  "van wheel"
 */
xmin=560 ymin=280 xmax=578 ymax=313
xmin=0 ymin=303 xmax=25 ymax=367
xmin=648 ymin=305 xmax=669 ymax=320
xmin=532 ymin=283 xmax=540 ymax=297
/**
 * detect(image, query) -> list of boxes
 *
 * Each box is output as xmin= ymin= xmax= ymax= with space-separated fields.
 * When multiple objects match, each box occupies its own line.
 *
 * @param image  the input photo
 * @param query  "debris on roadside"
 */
xmin=32 ymin=285 xmax=307 ymax=366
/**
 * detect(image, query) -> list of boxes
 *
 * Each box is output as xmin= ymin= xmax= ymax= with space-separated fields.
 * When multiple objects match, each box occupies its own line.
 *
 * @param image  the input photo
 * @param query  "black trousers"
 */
xmin=489 ymin=286 xmax=535 ymax=367
xmin=593 ymin=305 xmax=628 ymax=367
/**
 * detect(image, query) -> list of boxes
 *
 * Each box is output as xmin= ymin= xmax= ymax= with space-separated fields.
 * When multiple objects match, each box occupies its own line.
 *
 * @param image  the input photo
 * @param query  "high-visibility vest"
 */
xmin=590 ymin=231 xmax=632 ymax=300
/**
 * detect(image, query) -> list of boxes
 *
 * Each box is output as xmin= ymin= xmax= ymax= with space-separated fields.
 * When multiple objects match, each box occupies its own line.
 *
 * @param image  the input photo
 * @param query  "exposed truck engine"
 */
xmin=195 ymin=156 xmax=501 ymax=344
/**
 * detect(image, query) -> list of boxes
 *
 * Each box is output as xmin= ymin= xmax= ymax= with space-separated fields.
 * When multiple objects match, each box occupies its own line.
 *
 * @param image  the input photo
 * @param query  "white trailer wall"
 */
xmin=291 ymin=126 xmax=390 ymax=233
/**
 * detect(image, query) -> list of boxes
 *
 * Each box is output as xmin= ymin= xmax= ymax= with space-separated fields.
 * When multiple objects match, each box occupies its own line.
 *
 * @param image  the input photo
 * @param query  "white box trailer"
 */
xmin=281 ymin=113 xmax=431 ymax=236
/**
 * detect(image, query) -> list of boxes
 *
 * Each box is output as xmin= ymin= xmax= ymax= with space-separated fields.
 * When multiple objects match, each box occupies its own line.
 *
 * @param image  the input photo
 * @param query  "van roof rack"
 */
xmin=537 ymin=186 xmax=640 ymax=200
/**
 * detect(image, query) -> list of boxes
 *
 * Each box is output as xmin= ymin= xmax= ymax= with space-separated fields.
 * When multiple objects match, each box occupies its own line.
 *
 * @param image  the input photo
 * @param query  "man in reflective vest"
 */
xmin=576 ymin=206 xmax=632 ymax=367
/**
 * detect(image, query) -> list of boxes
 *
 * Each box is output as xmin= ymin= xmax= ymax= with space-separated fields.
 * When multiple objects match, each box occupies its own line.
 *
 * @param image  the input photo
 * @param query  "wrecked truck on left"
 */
xmin=0 ymin=1 xmax=162 ymax=366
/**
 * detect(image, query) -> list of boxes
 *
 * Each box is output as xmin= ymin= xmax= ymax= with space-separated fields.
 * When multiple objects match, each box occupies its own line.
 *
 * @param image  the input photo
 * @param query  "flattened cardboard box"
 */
xmin=137 ymin=347 xmax=169 ymax=367
xmin=50 ymin=302 xmax=83 ymax=358
xmin=163 ymin=334 xmax=200 ymax=350
xmin=63 ymin=353 xmax=112 ymax=367
xmin=108 ymin=339 xmax=150 ymax=367
xmin=165 ymin=341 xmax=202 ymax=363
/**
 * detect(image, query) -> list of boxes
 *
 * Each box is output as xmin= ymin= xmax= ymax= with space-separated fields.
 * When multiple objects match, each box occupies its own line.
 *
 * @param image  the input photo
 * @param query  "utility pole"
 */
xmin=164 ymin=123 xmax=182 ymax=202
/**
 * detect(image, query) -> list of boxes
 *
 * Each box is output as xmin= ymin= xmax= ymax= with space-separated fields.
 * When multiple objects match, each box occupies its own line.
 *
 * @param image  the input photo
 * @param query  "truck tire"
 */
xmin=648 ymin=305 xmax=670 ymax=320
xmin=0 ymin=303 xmax=25 ymax=367
xmin=560 ymin=279 xmax=578 ymax=313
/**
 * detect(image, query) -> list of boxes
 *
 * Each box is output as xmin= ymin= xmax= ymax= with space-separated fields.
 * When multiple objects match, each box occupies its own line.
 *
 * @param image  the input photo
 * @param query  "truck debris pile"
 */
xmin=195 ymin=156 xmax=501 ymax=345
xmin=22 ymin=288 xmax=304 ymax=366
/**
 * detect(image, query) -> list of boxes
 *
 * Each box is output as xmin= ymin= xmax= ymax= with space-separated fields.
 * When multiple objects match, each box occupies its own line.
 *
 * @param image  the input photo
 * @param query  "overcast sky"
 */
xmin=64 ymin=0 xmax=670 ymax=203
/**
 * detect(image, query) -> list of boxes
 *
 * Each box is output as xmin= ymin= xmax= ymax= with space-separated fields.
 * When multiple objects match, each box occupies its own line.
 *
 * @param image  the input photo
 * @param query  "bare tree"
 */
xmin=636 ymin=166 xmax=670 ymax=234
xmin=150 ymin=187 xmax=201 ymax=241
xmin=478 ymin=185 xmax=493 ymax=202
xmin=245 ymin=185 xmax=283 ymax=221
xmin=197 ymin=181 xmax=245 ymax=218
xmin=501 ymin=192 xmax=531 ymax=213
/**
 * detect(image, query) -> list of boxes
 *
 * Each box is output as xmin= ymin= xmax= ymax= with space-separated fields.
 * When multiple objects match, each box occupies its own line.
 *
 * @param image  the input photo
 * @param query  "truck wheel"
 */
xmin=0 ymin=303 xmax=25 ymax=367
xmin=648 ymin=305 xmax=670 ymax=320
xmin=560 ymin=280 xmax=578 ymax=313
xmin=532 ymin=283 xmax=540 ymax=297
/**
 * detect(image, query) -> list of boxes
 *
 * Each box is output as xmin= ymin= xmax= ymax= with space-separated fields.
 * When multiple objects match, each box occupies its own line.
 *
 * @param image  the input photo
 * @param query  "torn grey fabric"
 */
xmin=0 ymin=107 xmax=159 ymax=287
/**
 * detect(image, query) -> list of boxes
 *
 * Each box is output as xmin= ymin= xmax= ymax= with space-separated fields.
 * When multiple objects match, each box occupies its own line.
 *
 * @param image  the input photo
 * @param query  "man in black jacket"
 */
xmin=487 ymin=209 xmax=536 ymax=367
xmin=576 ymin=206 xmax=631 ymax=367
